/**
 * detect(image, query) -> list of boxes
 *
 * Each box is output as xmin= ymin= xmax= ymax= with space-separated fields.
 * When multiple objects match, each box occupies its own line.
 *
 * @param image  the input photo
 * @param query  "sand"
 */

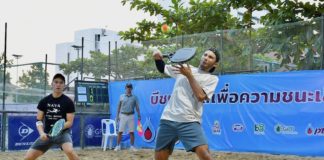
xmin=1 ymin=148 xmax=324 ymax=160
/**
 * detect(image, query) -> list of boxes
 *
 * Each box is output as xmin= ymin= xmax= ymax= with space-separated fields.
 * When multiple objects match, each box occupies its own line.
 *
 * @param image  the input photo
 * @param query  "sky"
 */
xmin=0 ymin=0 xmax=156 ymax=83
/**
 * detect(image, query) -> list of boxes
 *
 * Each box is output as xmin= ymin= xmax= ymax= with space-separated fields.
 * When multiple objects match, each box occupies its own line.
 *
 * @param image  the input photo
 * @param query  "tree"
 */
xmin=0 ymin=53 xmax=13 ymax=83
xmin=17 ymin=63 xmax=50 ymax=103
xmin=255 ymin=0 xmax=323 ymax=70
xmin=60 ymin=51 xmax=106 ymax=81
xmin=61 ymin=1 xmax=322 ymax=80
xmin=110 ymin=45 xmax=161 ymax=79
xmin=60 ymin=48 xmax=151 ymax=80
xmin=119 ymin=0 xmax=240 ymax=42
xmin=226 ymin=0 xmax=276 ymax=28
xmin=261 ymin=0 xmax=323 ymax=26
xmin=119 ymin=0 xmax=322 ymax=72
xmin=0 ymin=53 xmax=14 ymax=101
xmin=118 ymin=0 xmax=250 ymax=75
xmin=19 ymin=63 xmax=49 ymax=89
xmin=88 ymin=51 xmax=109 ymax=80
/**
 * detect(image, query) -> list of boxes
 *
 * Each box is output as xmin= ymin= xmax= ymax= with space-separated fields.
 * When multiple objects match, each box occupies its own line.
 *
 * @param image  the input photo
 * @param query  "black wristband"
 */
xmin=155 ymin=59 xmax=165 ymax=73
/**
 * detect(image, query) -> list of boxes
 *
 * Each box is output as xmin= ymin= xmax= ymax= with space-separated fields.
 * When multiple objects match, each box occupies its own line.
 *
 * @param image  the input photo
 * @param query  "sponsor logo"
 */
xmin=274 ymin=124 xmax=298 ymax=135
xmin=306 ymin=124 xmax=324 ymax=136
xmin=85 ymin=124 xmax=101 ymax=138
xmin=254 ymin=123 xmax=265 ymax=135
xmin=142 ymin=117 xmax=156 ymax=143
xmin=212 ymin=121 xmax=221 ymax=135
xmin=232 ymin=123 xmax=244 ymax=132
xmin=18 ymin=122 xmax=34 ymax=141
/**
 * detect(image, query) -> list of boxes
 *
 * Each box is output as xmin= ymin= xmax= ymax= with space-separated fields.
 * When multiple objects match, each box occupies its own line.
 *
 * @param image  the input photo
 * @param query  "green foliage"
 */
xmin=61 ymin=0 xmax=323 ymax=80
xmin=110 ymin=45 xmax=146 ymax=79
xmin=119 ymin=0 xmax=322 ymax=72
xmin=261 ymin=0 xmax=323 ymax=25
xmin=60 ymin=48 xmax=163 ymax=80
xmin=119 ymin=0 xmax=239 ymax=42
xmin=226 ymin=0 xmax=276 ymax=28
xmin=15 ymin=88 xmax=44 ymax=103
xmin=0 ymin=52 xmax=13 ymax=83
xmin=255 ymin=1 xmax=322 ymax=70
xmin=119 ymin=19 xmax=162 ymax=43
xmin=18 ymin=63 xmax=50 ymax=89
xmin=16 ymin=63 xmax=50 ymax=103
xmin=88 ymin=51 xmax=108 ymax=80
xmin=110 ymin=45 xmax=169 ymax=79
xmin=255 ymin=16 xmax=321 ymax=70
xmin=0 ymin=53 xmax=13 ymax=100
xmin=60 ymin=51 xmax=106 ymax=81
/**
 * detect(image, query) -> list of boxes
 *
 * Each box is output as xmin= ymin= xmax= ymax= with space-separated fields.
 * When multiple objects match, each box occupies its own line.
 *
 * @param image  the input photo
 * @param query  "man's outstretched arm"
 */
xmin=153 ymin=50 xmax=165 ymax=73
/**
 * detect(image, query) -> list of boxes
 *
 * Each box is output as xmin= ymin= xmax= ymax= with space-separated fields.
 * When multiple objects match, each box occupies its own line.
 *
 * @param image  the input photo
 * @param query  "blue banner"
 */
xmin=109 ymin=79 xmax=174 ymax=149
xmin=84 ymin=116 xmax=108 ymax=146
xmin=8 ymin=116 xmax=39 ymax=150
xmin=8 ymin=115 xmax=81 ymax=150
xmin=108 ymin=70 xmax=324 ymax=156
xmin=71 ymin=116 xmax=81 ymax=147
xmin=0 ymin=114 xmax=2 ymax=151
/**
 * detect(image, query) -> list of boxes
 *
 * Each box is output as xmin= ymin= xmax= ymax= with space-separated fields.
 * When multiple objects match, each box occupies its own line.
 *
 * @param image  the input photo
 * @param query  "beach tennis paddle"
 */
xmin=48 ymin=119 xmax=65 ymax=138
xmin=163 ymin=48 xmax=196 ymax=63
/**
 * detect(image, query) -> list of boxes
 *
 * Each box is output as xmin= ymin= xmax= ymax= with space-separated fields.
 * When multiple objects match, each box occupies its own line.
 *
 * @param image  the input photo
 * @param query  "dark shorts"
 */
xmin=30 ymin=129 xmax=72 ymax=153
xmin=155 ymin=120 xmax=207 ymax=153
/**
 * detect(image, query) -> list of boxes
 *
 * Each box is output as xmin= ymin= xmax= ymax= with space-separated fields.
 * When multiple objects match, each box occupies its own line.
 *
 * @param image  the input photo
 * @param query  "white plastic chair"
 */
xmin=101 ymin=119 xmax=117 ymax=151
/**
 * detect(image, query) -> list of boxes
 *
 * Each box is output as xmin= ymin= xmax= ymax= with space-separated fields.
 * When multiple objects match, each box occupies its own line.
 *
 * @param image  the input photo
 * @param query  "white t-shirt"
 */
xmin=161 ymin=64 xmax=219 ymax=123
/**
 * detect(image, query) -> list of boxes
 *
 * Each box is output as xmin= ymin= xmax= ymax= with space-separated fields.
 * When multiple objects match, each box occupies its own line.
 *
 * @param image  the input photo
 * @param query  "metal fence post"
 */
xmin=2 ymin=23 xmax=7 ymax=111
xmin=321 ymin=14 xmax=324 ymax=69
xmin=81 ymin=37 xmax=84 ymax=80
xmin=220 ymin=30 xmax=224 ymax=75
xmin=108 ymin=41 xmax=111 ymax=82
xmin=80 ymin=114 xmax=84 ymax=149
xmin=1 ymin=112 xmax=7 ymax=151
xmin=44 ymin=54 xmax=47 ymax=96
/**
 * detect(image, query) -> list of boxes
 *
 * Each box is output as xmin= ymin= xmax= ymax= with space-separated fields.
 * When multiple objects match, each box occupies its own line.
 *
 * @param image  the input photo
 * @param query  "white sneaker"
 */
xmin=114 ymin=145 xmax=121 ymax=151
xmin=130 ymin=145 xmax=137 ymax=151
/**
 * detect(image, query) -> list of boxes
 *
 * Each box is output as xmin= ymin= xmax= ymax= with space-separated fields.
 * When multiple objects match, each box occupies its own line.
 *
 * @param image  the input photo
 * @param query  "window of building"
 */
xmin=95 ymin=34 xmax=100 ymax=41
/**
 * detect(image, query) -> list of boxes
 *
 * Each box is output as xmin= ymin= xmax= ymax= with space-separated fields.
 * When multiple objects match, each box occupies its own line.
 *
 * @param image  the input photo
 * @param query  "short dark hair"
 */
xmin=208 ymin=48 xmax=220 ymax=73
xmin=52 ymin=73 xmax=65 ymax=83
xmin=208 ymin=48 xmax=220 ymax=63
xmin=125 ymin=83 xmax=133 ymax=88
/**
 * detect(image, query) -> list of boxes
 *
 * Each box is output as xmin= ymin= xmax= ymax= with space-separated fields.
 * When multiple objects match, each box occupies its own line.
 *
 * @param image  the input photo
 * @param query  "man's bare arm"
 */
xmin=64 ymin=113 xmax=75 ymax=129
xmin=174 ymin=64 xmax=207 ymax=102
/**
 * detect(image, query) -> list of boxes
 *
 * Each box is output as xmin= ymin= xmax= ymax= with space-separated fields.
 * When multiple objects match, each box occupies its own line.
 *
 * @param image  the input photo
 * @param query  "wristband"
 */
xmin=36 ymin=121 xmax=43 ymax=126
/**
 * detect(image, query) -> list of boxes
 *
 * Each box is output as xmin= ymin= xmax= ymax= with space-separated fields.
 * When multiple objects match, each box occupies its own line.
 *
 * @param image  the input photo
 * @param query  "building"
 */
xmin=55 ymin=28 xmax=132 ymax=83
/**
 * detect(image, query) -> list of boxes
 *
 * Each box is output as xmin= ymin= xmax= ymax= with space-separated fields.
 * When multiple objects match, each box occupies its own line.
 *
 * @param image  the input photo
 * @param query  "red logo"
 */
xmin=306 ymin=124 xmax=324 ymax=136
xmin=142 ymin=117 xmax=156 ymax=143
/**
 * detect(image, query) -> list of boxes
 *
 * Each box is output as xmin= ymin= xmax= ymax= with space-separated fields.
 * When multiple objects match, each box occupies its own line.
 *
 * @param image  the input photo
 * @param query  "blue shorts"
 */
xmin=155 ymin=120 xmax=207 ymax=153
